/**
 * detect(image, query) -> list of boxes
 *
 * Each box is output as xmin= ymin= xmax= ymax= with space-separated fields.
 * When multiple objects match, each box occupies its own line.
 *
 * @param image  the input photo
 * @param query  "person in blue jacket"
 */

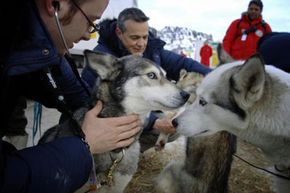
xmin=257 ymin=32 xmax=290 ymax=73
xmin=81 ymin=7 xmax=212 ymax=152
xmin=0 ymin=0 xmax=141 ymax=192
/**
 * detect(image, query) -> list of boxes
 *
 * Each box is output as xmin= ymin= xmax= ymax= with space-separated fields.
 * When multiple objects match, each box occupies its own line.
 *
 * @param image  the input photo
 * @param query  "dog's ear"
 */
xmin=232 ymin=54 xmax=265 ymax=109
xmin=83 ymin=50 xmax=121 ymax=80
xmin=179 ymin=69 xmax=188 ymax=81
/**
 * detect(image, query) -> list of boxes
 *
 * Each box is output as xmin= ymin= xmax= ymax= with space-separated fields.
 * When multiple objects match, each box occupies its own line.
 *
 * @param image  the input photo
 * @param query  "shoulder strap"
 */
xmin=237 ymin=19 xmax=267 ymax=34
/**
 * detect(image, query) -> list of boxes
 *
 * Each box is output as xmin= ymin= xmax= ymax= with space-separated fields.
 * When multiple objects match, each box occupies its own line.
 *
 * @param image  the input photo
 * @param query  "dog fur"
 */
xmin=216 ymin=43 xmax=235 ymax=65
xmin=173 ymin=54 xmax=290 ymax=193
xmin=39 ymin=50 xmax=188 ymax=193
xmin=155 ymin=131 xmax=236 ymax=193
xmin=154 ymin=69 xmax=204 ymax=151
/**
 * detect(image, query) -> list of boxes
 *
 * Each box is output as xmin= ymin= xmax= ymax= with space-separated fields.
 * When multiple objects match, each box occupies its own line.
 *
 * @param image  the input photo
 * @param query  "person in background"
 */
xmin=222 ymin=0 xmax=272 ymax=60
xmin=257 ymin=32 xmax=290 ymax=73
xmin=81 ymin=7 xmax=212 ymax=152
xmin=0 ymin=0 xmax=141 ymax=192
xmin=199 ymin=39 xmax=213 ymax=67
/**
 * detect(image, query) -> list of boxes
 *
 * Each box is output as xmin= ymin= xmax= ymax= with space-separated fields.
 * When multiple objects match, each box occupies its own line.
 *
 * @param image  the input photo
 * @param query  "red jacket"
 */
xmin=199 ymin=44 xmax=212 ymax=67
xmin=222 ymin=14 xmax=272 ymax=60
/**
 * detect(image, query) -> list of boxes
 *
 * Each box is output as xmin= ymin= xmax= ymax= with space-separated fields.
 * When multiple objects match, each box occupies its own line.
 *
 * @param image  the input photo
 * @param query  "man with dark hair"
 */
xmin=82 ymin=7 xmax=211 ymax=152
xmin=222 ymin=0 xmax=272 ymax=60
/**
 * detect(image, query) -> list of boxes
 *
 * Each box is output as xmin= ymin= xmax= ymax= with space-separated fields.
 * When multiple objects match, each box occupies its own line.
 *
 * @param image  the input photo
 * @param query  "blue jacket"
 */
xmin=0 ymin=1 xmax=92 ymax=192
xmin=257 ymin=32 xmax=290 ymax=72
xmin=81 ymin=19 xmax=212 ymax=132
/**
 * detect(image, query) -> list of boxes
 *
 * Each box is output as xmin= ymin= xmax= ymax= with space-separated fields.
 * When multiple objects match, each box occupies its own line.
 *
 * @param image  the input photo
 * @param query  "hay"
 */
xmin=126 ymin=137 xmax=275 ymax=193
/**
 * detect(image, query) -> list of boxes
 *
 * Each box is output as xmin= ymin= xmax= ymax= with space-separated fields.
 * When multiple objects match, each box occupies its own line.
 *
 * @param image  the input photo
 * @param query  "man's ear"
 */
xmin=115 ymin=27 xmax=122 ymax=38
xmin=45 ymin=0 xmax=60 ymax=16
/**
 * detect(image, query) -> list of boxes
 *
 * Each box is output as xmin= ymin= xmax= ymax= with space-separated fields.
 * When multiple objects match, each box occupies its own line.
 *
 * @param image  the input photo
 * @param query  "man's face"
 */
xmin=116 ymin=19 xmax=149 ymax=56
xmin=247 ymin=4 xmax=262 ymax=20
xmin=48 ymin=0 xmax=108 ymax=55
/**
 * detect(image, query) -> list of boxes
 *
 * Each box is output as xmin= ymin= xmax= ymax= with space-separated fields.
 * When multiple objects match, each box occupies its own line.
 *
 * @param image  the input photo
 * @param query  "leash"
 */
xmin=233 ymin=154 xmax=290 ymax=180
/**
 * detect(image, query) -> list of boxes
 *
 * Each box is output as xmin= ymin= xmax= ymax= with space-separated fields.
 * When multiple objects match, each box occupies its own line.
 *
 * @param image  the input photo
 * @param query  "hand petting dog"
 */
xmin=82 ymin=101 xmax=141 ymax=154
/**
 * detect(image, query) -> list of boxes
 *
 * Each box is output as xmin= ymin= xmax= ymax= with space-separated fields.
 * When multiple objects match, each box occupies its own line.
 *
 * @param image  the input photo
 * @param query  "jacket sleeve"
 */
xmin=159 ymin=49 xmax=212 ymax=81
xmin=1 ymin=137 xmax=92 ymax=193
xmin=143 ymin=112 xmax=159 ymax=132
xmin=222 ymin=20 xmax=239 ymax=55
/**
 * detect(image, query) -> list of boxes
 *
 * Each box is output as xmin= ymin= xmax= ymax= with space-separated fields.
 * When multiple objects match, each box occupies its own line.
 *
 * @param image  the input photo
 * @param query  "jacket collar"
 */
xmin=242 ymin=13 xmax=263 ymax=25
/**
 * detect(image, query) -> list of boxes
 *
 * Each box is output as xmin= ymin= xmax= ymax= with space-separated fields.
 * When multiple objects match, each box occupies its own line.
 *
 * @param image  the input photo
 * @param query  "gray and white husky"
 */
xmin=39 ymin=50 xmax=189 ymax=193
xmin=172 ymin=54 xmax=290 ymax=193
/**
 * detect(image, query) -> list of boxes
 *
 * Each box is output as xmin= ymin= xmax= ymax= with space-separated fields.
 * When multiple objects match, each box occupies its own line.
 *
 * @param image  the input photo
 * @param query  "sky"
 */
xmin=138 ymin=0 xmax=290 ymax=42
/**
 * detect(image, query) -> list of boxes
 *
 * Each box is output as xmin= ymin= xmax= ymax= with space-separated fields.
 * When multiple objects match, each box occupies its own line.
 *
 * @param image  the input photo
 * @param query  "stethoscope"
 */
xmin=53 ymin=1 xmax=72 ymax=57
xmin=48 ymin=1 xmax=91 ymax=108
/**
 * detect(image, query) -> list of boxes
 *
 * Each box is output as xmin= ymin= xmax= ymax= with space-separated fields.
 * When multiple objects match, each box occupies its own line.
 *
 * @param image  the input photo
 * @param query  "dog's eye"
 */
xmin=147 ymin=72 xmax=157 ymax=79
xmin=199 ymin=98 xmax=207 ymax=106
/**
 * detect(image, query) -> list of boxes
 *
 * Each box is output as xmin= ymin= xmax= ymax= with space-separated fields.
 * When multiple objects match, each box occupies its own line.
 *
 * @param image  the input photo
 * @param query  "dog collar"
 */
xmin=96 ymin=148 xmax=126 ymax=189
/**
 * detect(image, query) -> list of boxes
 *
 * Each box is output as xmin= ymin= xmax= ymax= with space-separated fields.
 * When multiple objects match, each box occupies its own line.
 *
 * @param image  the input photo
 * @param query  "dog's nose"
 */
xmin=172 ymin=118 xmax=178 ymax=128
xmin=180 ymin=90 xmax=190 ymax=101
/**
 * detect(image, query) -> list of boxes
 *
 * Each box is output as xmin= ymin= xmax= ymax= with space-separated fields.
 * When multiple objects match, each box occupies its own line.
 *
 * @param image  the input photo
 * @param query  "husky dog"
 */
xmin=173 ymin=54 xmax=290 ymax=193
xmin=154 ymin=69 xmax=204 ymax=151
xmin=39 ymin=50 xmax=189 ymax=193
xmin=176 ymin=69 xmax=204 ymax=104
xmin=155 ymin=131 xmax=236 ymax=193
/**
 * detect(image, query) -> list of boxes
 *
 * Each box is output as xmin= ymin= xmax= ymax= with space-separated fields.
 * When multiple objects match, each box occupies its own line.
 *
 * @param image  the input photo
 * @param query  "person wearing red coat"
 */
xmin=199 ymin=40 xmax=213 ymax=67
xmin=222 ymin=0 xmax=272 ymax=60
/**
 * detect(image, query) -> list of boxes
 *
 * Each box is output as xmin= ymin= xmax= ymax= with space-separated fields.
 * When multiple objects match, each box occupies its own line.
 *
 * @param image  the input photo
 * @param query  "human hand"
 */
xmin=81 ymin=101 xmax=141 ymax=154
xmin=153 ymin=117 xmax=176 ymax=134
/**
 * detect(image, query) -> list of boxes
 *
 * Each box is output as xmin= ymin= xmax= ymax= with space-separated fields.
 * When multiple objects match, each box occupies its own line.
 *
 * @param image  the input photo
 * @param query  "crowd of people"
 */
xmin=1 ymin=0 xmax=289 ymax=192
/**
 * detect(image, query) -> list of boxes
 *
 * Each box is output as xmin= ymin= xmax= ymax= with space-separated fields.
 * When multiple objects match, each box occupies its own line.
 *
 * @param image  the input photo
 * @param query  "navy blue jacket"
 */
xmin=257 ymin=32 xmax=290 ymax=72
xmin=0 ymin=1 xmax=92 ymax=192
xmin=81 ymin=19 xmax=212 ymax=131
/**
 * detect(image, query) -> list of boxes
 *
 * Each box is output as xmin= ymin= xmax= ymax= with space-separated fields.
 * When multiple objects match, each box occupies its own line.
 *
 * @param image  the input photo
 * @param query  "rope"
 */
xmin=233 ymin=154 xmax=290 ymax=180
xmin=32 ymin=101 xmax=42 ymax=145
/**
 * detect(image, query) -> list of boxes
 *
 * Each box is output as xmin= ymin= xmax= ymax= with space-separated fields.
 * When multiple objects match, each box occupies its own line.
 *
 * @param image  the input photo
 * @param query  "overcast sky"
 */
xmin=138 ymin=0 xmax=290 ymax=41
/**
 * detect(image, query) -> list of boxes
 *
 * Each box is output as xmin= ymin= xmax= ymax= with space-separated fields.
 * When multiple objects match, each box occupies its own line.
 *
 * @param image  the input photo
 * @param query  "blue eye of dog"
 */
xmin=199 ymin=98 xmax=207 ymax=106
xmin=147 ymin=72 xmax=157 ymax=79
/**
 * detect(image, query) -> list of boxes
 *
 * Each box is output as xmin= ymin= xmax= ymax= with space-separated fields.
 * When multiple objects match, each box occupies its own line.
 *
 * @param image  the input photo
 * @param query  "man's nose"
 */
xmin=136 ymin=39 xmax=145 ymax=46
